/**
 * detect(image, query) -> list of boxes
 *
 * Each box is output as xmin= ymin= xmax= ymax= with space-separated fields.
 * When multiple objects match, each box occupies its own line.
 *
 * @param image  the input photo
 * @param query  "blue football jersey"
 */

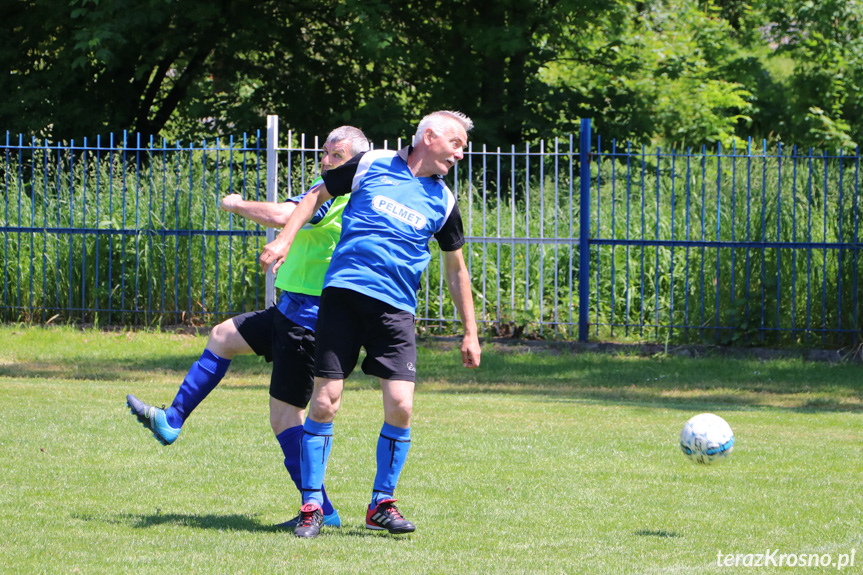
xmin=321 ymin=148 xmax=465 ymax=313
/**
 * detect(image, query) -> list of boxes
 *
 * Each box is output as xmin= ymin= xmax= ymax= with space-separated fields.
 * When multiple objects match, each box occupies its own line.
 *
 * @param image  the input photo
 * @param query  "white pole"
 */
xmin=265 ymin=115 xmax=278 ymax=308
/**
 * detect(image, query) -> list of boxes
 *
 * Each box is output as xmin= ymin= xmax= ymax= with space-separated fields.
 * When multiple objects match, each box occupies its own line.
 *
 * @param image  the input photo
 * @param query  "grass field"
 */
xmin=0 ymin=326 xmax=861 ymax=574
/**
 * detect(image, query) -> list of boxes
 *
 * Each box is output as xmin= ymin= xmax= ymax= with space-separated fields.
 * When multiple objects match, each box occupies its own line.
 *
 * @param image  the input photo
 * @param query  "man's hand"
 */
xmin=220 ymin=193 xmax=243 ymax=213
xmin=461 ymin=333 xmax=481 ymax=369
xmin=259 ymin=234 xmax=290 ymax=274
xmin=258 ymin=183 xmax=332 ymax=276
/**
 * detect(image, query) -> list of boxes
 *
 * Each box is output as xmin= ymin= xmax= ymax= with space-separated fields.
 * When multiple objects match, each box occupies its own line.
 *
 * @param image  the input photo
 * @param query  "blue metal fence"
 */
xmin=2 ymin=119 xmax=861 ymax=346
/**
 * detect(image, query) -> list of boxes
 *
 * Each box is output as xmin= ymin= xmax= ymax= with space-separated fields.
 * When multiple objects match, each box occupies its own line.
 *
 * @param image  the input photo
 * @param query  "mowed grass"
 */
xmin=0 ymin=326 xmax=861 ymax=574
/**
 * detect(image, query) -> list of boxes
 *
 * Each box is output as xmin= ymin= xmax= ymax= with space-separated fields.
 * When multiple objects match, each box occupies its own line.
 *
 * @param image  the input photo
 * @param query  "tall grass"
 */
xmin=0 ymin=135 xmax=318 ymax=326
xmin=438 ymin=138 xmax=863 ymax=347
xmin=2 ymin=134 xmax=862 ymax=346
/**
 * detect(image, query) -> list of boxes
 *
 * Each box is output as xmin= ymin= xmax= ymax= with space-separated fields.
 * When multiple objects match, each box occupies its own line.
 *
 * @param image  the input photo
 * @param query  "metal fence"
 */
xmin=2 ymin=118 xmax=862 ymax=346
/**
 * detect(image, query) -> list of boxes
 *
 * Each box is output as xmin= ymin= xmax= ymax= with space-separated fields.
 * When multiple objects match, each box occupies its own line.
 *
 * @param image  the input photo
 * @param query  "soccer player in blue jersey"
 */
xmin=125 ymin=125 xmax=370 ymax=529
xmin=260 ymin=110 xmax=481 ymax=538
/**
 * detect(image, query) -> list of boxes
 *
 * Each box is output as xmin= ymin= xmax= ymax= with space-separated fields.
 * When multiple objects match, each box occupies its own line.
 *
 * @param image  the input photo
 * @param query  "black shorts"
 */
xmin=233 ymin=307 xmax=316 ymax=408
xmin=314 ymin=287 xmax=417 ymax=382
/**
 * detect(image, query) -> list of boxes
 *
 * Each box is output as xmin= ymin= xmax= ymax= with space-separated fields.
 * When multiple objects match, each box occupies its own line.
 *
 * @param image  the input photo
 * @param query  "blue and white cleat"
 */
xmin=126 ymin=394 xmax=181 ymax=446
xmin=276 ymin=508 xmax=342 ymax=529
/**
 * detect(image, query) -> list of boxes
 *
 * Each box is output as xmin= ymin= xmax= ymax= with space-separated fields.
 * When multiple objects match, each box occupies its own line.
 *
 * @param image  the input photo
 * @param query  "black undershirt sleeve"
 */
xmin=320 ymin=152 xmax=365 ymax=197
xmin=434 ymin=203 xmax=466 ymax=252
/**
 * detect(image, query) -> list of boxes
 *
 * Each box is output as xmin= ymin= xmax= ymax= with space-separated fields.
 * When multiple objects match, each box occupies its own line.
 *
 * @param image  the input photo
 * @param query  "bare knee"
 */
xmin=384 ymin=402 xmax=412 ymax=428
xmin=206 ymin=319 xmax=252 ymax=359
xmin=382 ymin=380 xmax=414 ymax=428
xmin=270 ymin=397 xmax=304 ymax=435
xmin=307 ymin=379 xmax=343 ymax=423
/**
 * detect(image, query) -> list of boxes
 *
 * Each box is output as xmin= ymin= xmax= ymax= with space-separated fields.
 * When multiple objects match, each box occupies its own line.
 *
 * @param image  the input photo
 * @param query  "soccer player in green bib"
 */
xmin=125 ymin=125 xmax=370 ymax=529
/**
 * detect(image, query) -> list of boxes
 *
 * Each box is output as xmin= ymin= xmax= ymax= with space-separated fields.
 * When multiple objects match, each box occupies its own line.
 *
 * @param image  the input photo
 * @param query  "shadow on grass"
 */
xmin=3 ymin=334 xmax=862 ymax=412
xmin=91 ymin=513 xmax=406 ymax=539
xmin=0 ymin=353 xmax=272 ymax=384
xmin=129 ymin=512 xmax=277 ymax=532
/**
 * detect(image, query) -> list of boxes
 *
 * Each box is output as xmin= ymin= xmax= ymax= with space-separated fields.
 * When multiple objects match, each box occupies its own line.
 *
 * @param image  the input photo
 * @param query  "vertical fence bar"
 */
xmin=538 ymin=139 xmax=545 ymax=335
xmin=729 ymin=142 xmax=737 ymax=336
xmin=790 ymin=145 xmax=798 ymax=338
xmin=836 ymin=146 xmax=844 ymax=342
xmin=669 ymin=147 xmax=676 ymax=338
xmin=714 ymin=142 xmax=723 ymax=342
xmin=776 ymin=143 xmax=783 ymax=338
xmin=683 ymin=147 xmax=692 ymax=338
xmin=698 ymin=145 xmax=706 ymax=339
xmin=854 ymin=147 xmax=860 ymax=336
xmin=107 ymin=133 xmax=114 ymax=321
xmin=625 ymin=141 xmax=632 ymax=337
xmin=27 ymin=137 xmax=35 ymax=319
xmin=596 ymin=135 xmax=603 ymax=337
xmin=200 ymin=139 xmax=208 ymax=322
xmin=641 ymin=144 xmax=648 ymax=337
xmin=609 ymin=138 xmax=617 ymax=336
xmin=759 ymin=140 xmax=767 ymax=341
xmin=805 ymin=148 xmax=814 ymax=342
xmin=41 ymin=138 xmax=49 ymax=321
xmin=568 ymin=135 xmax=575 ymax=338
xmin=820 ymin=150 xmax=829 ymax=344
xmin=745 ymin=139 xmax=753 ymax=330
xmin=3 ymin=135 xmax=8 ymax=316
xmin=654 ymin=145 xmax=661 ymax=339
xmin=578 ymin=118 xmax=591 ymax=341
xmin=265 ymin=115 xmax=278 ymax=308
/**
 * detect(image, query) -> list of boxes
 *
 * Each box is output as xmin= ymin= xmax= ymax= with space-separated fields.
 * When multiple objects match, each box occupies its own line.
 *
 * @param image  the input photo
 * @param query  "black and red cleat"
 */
xmin=365 ymin=499 xmax=416 ymax=534
xmin=293 ymin=503 xmax=324 ymax=538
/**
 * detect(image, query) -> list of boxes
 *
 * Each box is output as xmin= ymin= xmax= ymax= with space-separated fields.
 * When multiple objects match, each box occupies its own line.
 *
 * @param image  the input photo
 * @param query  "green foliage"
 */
xmin=4 ymin=0 xmax=862 ymax=150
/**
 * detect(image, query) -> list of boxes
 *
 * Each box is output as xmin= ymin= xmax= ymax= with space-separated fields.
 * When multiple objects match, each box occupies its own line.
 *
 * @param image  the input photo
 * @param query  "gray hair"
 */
xmin=412 ymin=111 xmax=474 ymax=146
xmin=326 ymin=125 xmax=371 ymax=156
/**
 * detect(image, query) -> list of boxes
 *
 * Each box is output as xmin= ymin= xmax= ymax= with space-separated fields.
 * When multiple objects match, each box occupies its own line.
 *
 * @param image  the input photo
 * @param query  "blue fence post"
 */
xmin=578 ymin=118 xmax=592 ymax=341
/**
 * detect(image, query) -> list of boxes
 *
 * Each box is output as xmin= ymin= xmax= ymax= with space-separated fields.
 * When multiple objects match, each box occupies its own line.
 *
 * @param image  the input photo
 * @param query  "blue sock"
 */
xmin=165 ymin=349 xmax=231 ymax=428
xmin=371 ymin=422 xmax=411 ymax=507
xmin=276 ymin=425 xmax=334 ymax=514
xmin=300 ymin=419 xmax=334 ymax=507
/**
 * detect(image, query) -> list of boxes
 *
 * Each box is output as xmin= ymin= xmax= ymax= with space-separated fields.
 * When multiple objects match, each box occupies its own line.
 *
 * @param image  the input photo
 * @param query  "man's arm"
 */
xmin=443 ymin=248 xmax=481 ymax=369
xmin=258 ymin=183 xmax=334 ymax=274
xmin=220 ymin=193 xmax=296 ymax=227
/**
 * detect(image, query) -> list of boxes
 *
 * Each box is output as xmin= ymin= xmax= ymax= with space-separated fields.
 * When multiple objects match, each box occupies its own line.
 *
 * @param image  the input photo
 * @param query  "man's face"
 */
xmin=320 ymin=139 xmax=353 ymax=173
xmin=424 ymin=121 xmax=468 ymax=176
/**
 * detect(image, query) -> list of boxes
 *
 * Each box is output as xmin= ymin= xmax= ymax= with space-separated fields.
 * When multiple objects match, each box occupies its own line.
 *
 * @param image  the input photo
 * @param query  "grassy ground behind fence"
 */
xmin=0 ymin=326 xmax=860 ymax=574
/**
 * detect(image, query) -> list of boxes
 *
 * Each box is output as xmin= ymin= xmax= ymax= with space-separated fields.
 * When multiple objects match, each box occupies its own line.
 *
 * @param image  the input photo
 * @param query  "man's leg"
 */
xmin=299 ymin=377 xmax=344 ymax=507
xmin=371 ymin=378 xmax=414 ymax=504
xmin=293 ymin=377 xmax=345 ymax=538
xmin=364 ymin=378 xmax=416 ymax=533
xmin=126 ymin=315 xmax=255 ymax=445
xmin=271 ymin=397 xmax=339 ymax=526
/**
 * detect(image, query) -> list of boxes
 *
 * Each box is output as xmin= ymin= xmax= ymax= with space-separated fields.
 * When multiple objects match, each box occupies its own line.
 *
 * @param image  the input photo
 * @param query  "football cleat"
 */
xmin=276 ymin=508 xmax=341 ymax=529
xmin=126 ymin=394 xmax=181 ymax=446
xmin=293 ymin=503 xmax=324 ymax=538
xmin=365 ymin=499 xmax=416 ymax=534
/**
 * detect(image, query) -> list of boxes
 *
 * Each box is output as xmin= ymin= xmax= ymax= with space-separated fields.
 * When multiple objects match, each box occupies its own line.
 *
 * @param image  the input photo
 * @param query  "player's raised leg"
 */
xmin=126 ymin=315 xmax=252 ymax=445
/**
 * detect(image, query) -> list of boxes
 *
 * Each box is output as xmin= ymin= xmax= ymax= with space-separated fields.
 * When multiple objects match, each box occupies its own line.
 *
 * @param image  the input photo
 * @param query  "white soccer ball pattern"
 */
xmin=679 ymin=413 xmax=734 ymax=465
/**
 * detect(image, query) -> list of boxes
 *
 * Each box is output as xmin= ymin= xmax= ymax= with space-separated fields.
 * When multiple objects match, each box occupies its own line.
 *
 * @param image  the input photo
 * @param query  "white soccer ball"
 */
xmin=679 ymin=413 xmax=735 ymax=465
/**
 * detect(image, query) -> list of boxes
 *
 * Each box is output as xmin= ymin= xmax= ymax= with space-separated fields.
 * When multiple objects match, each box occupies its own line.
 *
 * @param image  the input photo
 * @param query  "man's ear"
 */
xmin=423 ymin=128 xmax=437 ymax=144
